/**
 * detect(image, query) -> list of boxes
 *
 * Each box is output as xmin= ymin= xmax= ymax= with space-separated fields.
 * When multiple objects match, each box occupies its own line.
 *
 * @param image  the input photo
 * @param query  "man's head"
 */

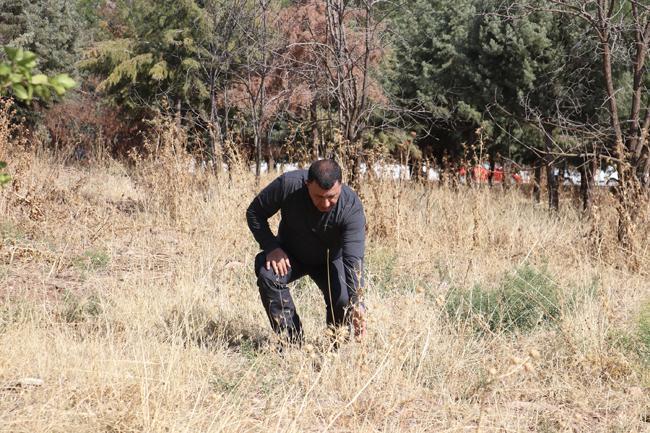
xmin=306 ymin=159 xmax=342 ymax=212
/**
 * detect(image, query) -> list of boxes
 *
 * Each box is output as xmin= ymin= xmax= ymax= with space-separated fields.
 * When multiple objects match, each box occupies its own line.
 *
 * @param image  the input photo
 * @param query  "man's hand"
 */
xmin=266 ymin=248 xmax=291 ymax=277
xmin=351 ymin=303 xmax=366 ymax=339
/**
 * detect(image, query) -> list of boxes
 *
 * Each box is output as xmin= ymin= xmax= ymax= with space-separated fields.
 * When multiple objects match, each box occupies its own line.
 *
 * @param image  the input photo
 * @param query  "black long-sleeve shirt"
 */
xmin=246 ymin=170 xmax=365 ymax=300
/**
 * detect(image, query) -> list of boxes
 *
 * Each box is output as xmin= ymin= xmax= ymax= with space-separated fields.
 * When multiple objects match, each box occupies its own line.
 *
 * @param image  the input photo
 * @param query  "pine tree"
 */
xmin=0 ymin=0 xmax=81 ymax=74
xmin=79 ymin=0 xmax=211 ymax=116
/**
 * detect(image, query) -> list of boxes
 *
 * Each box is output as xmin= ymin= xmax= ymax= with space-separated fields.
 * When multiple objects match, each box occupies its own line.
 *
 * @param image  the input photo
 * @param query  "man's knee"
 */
xmin=254 ymin=252 xmax=266 ymax=277
xmin=333 ymin=289 xmax=350 ymax=311
xmin=255 ymin=253 xmax=274 ymax=285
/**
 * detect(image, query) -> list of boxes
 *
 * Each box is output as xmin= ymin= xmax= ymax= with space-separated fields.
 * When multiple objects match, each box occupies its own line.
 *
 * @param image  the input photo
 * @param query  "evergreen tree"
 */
xmin=0 ymin=0 xmax=81 ymax=74
xmin=79 ymin=0 xmax=211 ymax=117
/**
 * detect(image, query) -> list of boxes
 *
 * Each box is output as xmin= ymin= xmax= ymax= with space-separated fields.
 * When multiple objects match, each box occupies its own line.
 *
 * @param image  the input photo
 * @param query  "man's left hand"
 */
xmin=351 ymin=304 xmax=366 ymax=339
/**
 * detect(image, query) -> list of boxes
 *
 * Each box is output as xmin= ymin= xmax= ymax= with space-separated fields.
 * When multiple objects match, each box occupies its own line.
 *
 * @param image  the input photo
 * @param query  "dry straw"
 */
xmin=0 ymin=110 xmax=648 ymax=432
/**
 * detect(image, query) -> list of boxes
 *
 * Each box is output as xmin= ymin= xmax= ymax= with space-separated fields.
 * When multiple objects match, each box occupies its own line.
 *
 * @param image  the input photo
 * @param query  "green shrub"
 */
xmin=60 ymin=290 xmax=103 ymax=324
xmin=445 ymin=265 xmax=561 ymax=333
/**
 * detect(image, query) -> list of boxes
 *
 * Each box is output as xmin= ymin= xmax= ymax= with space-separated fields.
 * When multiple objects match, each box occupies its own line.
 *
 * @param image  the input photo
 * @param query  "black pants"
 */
xmin=255 ymin=251 xmax=350 ymax=342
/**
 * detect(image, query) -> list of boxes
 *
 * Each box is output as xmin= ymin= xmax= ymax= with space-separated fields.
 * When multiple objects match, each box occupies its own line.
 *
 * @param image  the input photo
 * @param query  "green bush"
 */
xmin=60 ymin=290 xmax=103 ymax=324
xmin=445 ymin=265 xmax=561 ymax=333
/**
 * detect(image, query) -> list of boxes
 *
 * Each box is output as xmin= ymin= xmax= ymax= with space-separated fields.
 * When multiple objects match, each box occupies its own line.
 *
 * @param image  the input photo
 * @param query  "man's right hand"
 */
xmin=266 ymin=248 xmax=291 ymax=277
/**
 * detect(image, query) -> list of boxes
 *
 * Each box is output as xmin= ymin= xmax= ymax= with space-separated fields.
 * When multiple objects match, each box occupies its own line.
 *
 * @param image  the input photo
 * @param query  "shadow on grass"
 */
xmin=162 ymin=305 xmax=269 ymax=356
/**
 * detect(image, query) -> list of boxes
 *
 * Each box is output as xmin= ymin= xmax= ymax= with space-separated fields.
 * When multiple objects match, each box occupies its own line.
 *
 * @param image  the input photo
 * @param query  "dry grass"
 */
xmin=1 ymin=116 xmax=649 ymax=432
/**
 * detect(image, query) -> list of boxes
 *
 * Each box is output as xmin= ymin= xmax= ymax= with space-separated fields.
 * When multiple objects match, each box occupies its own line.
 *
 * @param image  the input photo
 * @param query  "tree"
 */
xmin=80 ymin=0 xmax=210 ymax=119
xmin=197 ymin=0 xmax=251 ymax=167
xmin=321 ymin=0 xmax=386 ymax=186
xmin=0 ymin=0 xmax=81 ymax=75
xmin=527 ymin=0 xmax=649 ymax=243
xmin=388 ymin=0 xmax=480 ymax=163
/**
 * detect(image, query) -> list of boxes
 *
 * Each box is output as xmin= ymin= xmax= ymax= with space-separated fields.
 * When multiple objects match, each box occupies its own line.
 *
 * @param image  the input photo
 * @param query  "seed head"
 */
xmin=529 ymin=349 xmax=541 ymax=360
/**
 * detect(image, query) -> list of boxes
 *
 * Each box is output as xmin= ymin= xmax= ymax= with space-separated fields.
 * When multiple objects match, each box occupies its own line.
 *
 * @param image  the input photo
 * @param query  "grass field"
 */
xmin=1 ymin=119 xmax=649 ymax=432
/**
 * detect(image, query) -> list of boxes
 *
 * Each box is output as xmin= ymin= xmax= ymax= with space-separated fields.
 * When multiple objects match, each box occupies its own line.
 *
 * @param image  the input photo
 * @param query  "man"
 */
xmin=246 ymin=159 xmax=366 ymax=343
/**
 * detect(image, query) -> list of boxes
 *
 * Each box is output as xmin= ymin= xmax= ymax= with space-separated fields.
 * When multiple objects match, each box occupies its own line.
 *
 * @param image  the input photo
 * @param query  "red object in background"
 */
xmin=459 ymin=165 xmax=522 ymax=184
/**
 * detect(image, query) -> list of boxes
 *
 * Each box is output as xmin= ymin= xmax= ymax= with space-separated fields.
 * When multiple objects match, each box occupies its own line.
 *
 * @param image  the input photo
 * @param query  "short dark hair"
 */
xmin=308 ymin=159 xmax=342 ymax=189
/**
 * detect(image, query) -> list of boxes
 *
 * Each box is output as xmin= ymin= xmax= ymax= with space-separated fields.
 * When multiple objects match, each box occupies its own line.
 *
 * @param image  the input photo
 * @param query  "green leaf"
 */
xmin=12 ymin=84 xmax=29 ymax=100
xmin=34 ymin=86 xmax=49 ymax=99
xmin=9 ymin=73 xmax=24 ymax=84
xmin=4 ymin=46 xmax=19 ymax=61
xmin=181 ymin=58 xmax=200 ymax=70
xmin=31 ymin=74 xmax=49 ymax=85
xmin=51 ymin=74 xmax=76 ymax=89
xmin=51 ymin=83 xmax=66 ymax=96
xmin=0 ymin=162 xmax=6 ymax=169
xmin=0 ymin=64 xmax=10 ymax=76
xmin=21 ymin=60 xmax=37 ymax=70
xmin=17 ymin=51 xmax=37 ymax=67
xmin=149 ymin=61 xmax=168 ymax=80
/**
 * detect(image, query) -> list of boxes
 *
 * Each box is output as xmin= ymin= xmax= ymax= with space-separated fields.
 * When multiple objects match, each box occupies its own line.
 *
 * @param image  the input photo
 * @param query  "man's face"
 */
xmin=306 ymin=180 xmax=341 ymax=213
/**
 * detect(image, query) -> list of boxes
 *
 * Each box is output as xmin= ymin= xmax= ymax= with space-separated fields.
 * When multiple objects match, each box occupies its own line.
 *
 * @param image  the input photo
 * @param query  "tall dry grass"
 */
xmin=1 ymin=112 xmax=649 ymax=432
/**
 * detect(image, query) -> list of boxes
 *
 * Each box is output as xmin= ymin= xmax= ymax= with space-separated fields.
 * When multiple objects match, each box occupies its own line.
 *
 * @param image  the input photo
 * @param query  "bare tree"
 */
xmin=321 ymin=0 xmax=386 ymax=186
xmin=538 ymin=0 xmax=649 ymax=242
xmin=195 ymin=0 xmax=250 ymax=171
xmin=226 ymin=0 xmax=291 ymax=180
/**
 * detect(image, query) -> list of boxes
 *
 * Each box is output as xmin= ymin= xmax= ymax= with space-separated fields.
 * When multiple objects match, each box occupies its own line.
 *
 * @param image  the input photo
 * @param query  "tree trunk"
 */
xmin=349 ymin=144 xmax=362 ymax=190
xmin=254 ymin=125 xmax=262 ymax=180
xmin=410 ymin=158 xmax=423 ymax=182
xmin=598 ymin=13 xmax=626 ymax=185
xmin=209 ymin=77 xmax=223 ymax=173
xmin=637 ymin=109 xmax=650 ymax=184
xmin=440 ymin=152 xmax=449 ymax=187
xmin=175 ymin=99 xmax=182 ymax=130
xmin=579 ymin=154 xmax=595 ymax=213
xmin=265 ymin=132 xmax=274 ymax=174
xmin=223 ymin=86 xmax=230 ymax=144
xmin=488 ymin=155 xmax=495 ymax=187
xmin=502 ymin=157 xmax=511 ymax=191
xmin=627 ymin=3 xmax=650 ymax=164
xmin=310 ymin=97 xmax=319 ymax=160
xmin=643 ymin=147 xmax=650 ymax=187
xmin=544 ymin=127 xmax=559 ymax=211
xmin=533 ymin=162 xmax=542 ymax=204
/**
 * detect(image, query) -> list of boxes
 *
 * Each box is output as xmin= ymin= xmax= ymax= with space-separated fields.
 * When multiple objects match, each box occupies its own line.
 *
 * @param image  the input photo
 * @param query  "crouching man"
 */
xmin=246 ymin=159 xmax=366 ymax=344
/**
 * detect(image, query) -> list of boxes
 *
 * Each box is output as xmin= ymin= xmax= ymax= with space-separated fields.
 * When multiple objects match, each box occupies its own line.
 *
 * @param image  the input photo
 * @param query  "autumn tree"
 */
xmin=319 ymin=0 xmax=387 ymax=185
xmin=223 ymin=0 xmax=290 ymax=178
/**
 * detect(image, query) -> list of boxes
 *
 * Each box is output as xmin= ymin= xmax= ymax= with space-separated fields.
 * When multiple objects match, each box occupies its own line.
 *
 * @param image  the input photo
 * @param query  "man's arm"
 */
xmin=246 ymin=176 xmax=284 ymax=254
xmin=341 ymin=195 xmax=366 ymax=304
